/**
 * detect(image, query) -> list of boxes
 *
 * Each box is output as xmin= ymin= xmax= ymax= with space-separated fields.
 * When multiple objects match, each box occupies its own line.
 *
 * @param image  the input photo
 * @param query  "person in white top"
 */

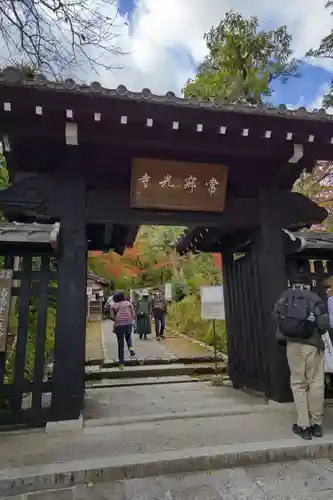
xmin=104 ymin=294 xmax=115 ymax=318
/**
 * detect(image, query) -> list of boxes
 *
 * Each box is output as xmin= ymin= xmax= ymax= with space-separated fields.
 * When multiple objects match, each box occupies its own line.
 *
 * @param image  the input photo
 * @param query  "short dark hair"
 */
xmin=114 ymin=291 xmax=126 ymax=302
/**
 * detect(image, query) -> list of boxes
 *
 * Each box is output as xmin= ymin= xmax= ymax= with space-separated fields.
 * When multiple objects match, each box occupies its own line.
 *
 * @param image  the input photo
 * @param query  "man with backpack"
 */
xmin=135 ymin=290 xmax=151 ymax=340
xmin=151 ymin=287 xmax=168 ymax=340
xmin=273 ymin=276 xmax=329 ymax=440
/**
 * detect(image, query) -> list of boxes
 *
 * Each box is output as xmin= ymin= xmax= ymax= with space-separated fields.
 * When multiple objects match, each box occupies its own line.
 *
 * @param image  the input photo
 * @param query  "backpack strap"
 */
xmin=308 ymin=300 xmax=315 ymax=315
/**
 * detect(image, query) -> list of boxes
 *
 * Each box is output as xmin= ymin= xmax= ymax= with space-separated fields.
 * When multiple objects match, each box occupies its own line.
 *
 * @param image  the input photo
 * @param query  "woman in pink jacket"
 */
xmin=111 ymin=291 xmax=136 ymax=369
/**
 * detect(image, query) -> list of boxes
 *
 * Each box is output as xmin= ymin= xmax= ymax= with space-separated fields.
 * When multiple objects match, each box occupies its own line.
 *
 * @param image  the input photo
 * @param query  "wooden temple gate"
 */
xmin=0 ymin=67 xmax=332 ymax=426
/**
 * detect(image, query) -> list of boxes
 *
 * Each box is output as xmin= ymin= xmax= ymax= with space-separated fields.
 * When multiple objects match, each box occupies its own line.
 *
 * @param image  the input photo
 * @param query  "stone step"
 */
xmin=2 ymin=435 xmax=333 ymax=497
xmin=83 ymin=402 xmax=269 ymax=428
xmin=85 ymin=374 xmax=212 ymax=389
xmin=85 ymin=363 xmax=225 ymax=380
xmin=85 ymin=354 xmax=225 ymax=367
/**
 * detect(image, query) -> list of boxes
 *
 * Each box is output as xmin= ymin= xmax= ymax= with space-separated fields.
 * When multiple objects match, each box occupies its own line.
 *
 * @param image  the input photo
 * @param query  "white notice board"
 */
xmin=200 ymin=285 xmax=225 ymax=320
xmin=165 ymin=282 xmax=172 ymax=300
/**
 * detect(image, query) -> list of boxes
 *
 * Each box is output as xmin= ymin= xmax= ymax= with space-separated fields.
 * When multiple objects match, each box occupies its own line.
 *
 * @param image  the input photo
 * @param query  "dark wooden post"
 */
xmin=51 ymin=179 xmax=87 ymax=421
xmin=222 ymin=250 xmax=238 ymax=385
xmin=257 ymin=190 xmax=293 ymax=402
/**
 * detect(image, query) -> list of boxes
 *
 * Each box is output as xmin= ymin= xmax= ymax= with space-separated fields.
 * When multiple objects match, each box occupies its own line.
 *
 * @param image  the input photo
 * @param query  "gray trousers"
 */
xmin=286 ymin=342 xmax=325 ymax=428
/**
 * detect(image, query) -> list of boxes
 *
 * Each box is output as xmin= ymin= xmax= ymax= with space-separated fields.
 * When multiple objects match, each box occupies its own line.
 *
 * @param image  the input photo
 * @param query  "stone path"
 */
xmin=102 ymin=320 xmax=217 ymax=361
xmin=6 ymin=459 xmax=333 ymax=498
xmin=102 ymin=320 xmax=176 ymax=361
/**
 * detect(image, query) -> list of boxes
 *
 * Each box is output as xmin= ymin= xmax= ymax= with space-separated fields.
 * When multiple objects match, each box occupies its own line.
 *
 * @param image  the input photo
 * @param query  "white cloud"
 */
xmin=94 ymin=0 xmax=333 ymax=94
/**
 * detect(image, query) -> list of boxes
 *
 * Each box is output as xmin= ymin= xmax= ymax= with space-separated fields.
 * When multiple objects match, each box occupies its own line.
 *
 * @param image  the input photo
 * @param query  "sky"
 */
xmin=95 ymin=0 xmax=333 ymax=110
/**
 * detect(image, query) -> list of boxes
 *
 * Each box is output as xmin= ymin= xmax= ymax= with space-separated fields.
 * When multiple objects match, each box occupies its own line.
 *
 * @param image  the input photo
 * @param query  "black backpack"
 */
xmin=277 ymin=289 xmax=316 ymax=339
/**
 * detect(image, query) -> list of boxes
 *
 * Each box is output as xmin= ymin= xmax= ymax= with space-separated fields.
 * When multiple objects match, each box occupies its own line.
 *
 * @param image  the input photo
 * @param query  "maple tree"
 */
xmin=88 ymin=226 xmax=221 ymax=293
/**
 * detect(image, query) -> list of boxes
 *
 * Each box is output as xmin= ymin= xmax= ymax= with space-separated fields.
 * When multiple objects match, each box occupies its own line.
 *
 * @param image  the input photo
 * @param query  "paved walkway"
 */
xmin=83 ymin=381 xmax=265 ymax=421
xmin=2 ymin=397 xmax=333 ymax=470
xmin=103 ymin=320 xmax=176 ymax=361
xmin=5 ymin=458 xmax=333 ymax=498
xmin=4 ymin=322 xmax=333 ymax=498
xmin=102 ymin=320 xmax=217 ymax=361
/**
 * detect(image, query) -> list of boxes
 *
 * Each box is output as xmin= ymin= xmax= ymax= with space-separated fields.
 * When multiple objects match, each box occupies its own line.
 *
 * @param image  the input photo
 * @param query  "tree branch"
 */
xmin=0 ymin=0 xmax=127 ymax=78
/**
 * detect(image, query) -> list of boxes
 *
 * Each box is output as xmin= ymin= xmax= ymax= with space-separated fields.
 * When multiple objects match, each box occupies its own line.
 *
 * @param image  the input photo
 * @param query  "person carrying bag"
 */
xmin=273 ymin=276 xmax=329 ymax=440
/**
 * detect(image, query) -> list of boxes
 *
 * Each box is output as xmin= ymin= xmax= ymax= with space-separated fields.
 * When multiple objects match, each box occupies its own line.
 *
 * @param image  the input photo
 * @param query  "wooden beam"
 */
xmin=176 ymin=193 xmax=327 ymax=253
xmin=87 ymin=190 xmax=258 ymax=227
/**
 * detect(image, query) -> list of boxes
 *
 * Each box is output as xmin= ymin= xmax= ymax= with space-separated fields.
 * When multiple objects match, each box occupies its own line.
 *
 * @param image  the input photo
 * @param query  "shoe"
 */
xmin=144 ymin=335 xmax=147 ymax=340
xmin=292 ymin=424 xmax=312 ymax=440
xmin=119 ymin=364 xmax=124 ymax=370
xmin=311 ymin=424 xmax=323 ymax=437
xmin=156 ymin=337 xmax=160 ymax=341
xmin=129 ymin=349 xmax=136 ymax=357
xmin=160 ymin=335 xmax=165 ymax=339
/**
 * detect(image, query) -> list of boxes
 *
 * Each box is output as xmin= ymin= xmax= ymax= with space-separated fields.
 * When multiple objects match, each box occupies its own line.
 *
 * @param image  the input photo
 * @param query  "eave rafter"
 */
xmin=1 ymin=67 xmax=333 ymax=163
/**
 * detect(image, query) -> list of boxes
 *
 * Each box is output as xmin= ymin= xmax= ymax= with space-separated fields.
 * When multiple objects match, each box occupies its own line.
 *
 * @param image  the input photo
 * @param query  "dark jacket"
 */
xmin=150 ymin=293 xmax=167 ymax=315
xmin=273 ymin=287 xmax=329 ymax=351
xmin=135 ymin=297 xmax=149 ymax=316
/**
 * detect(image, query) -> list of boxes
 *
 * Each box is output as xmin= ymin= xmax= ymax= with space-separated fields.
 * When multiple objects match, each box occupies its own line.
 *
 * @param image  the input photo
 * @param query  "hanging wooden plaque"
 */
xmin=130 ymin=158 xmax=228 ymax=212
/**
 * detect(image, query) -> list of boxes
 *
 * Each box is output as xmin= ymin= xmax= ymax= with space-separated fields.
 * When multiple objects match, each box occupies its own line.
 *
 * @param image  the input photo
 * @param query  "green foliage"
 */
xmin=5 ymin=298 xmax=56 ymax=384
xmin=3 ymin=254 xmax=57 ymax=390
xmin=306 ymin=2 xmax=333 ymax=107
xmin=183 ymin=10 xmax=299 ymax=104
xmin=171 ymin=278 xmax=187 ymax=302
xmin=0 ymin=154 xmax=9 ymax=189
xmin=168 ymin=295 xmax=227 ymax=354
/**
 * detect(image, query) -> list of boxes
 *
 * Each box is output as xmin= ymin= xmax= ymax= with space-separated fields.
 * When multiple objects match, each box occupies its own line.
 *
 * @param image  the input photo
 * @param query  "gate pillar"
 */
xmin=51 ymin=178 xmax=87 ymax=420
xmin=256 ymin=190 xmax=292 ymax=402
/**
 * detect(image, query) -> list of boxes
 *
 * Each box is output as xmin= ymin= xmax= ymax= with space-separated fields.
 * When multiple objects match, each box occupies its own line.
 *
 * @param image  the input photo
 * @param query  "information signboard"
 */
xmin=165 ymin=282 xmax=172 ymax=300
xmin=200 ymin=285 xmax=225 ymax=320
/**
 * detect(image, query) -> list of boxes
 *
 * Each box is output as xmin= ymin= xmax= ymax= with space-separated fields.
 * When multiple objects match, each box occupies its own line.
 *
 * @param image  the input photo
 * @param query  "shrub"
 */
xmin=171 ymin=278 xmax=187 ymax=302
xmin=168 ymin=294 xmax=227 ymax=354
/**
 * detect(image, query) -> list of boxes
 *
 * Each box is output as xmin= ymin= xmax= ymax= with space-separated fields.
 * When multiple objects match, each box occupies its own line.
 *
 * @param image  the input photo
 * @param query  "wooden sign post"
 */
xmin=0 ymin=269 xmax=13 ymax=353
xmin=131 ymin=158 xmax=228 ymax=212
xmin=200 ymin=285 xmax=225 ymax=374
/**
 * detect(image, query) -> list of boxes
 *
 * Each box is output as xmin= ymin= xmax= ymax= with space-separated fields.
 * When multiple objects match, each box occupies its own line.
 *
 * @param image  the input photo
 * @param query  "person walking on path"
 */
xmin=273 ymin=276 xmax=329 ymax=440
xmin=135 ymin=290 xmax=151 ymax=340
xmin=111 ymin=291 xmax=136 ymax=369
xmin=151 ymin=288 xmax=168 ymax=341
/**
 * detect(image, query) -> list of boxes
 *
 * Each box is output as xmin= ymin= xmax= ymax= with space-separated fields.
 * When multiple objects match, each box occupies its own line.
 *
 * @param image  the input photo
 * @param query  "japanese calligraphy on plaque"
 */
xmin=0 ymin=269 xmax=12 ymax=353
xmin=131 ymin=158 xmax=228 ymax=212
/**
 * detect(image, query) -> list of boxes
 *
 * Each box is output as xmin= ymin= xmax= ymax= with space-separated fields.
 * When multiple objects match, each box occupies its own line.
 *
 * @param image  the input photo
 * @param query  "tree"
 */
xmin=183 ymin=11 xmax=299 ymax=104
xmin=306 ymin=1 xmax=333 ymax=107
xmin=88 ymin=226 xmax=221 ymax=293
xmin=293 ymin=161 xmax=333 ymax=231
xmin=0 ymin=0 xmax=124 ymax=78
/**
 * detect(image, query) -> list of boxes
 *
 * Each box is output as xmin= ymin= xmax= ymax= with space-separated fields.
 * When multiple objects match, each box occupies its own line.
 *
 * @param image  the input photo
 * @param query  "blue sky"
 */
xmin=270 ymin=63 xmax=333 ymax=109
xmin=112 ymin=0 xmax=333 ymax=109
xmin=118 ymin=0 xmax=136 ymax=18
